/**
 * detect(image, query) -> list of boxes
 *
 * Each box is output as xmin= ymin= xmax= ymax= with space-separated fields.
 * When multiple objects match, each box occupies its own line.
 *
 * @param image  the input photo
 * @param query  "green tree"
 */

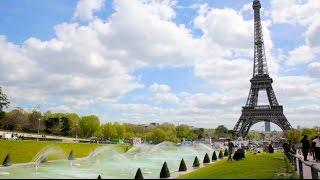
xmin=0 ymin=87 xmax=10 ymax=112
xmin=101 ymin=122 xmax=118 ymax=140
xmin=79 ymin=115 xmax=100 ymax=138
xmin=124 ymin=131 xmax=135 ymax=139
xmin=114 ymin=122 xmax=125 ymax=139
xmin=2 ymin=108 xmax=28 ymax=131
xmin=147 ymin=128 xmax=167 ymax=144
xmin=60 ymin=117 xmax=72 ymax=136
xmin=66 ymin=113 xmax=80 ymax=137
xmin=283 ymin=129 xmax=302 ymax=143
xmin=157 ymin=123 xmax=178 ymax=142
xmin=205 ymin=129 xmax=217 ymax=139
xmin=44 ymin=117 xmax=60 ymax=135
xmin=301 ymin=128 xmax=317 ymax=139
xmin=27 ymin=110 xmax=43 ymax=133
xmin=215 ymin=125 xmax=228 ymax=137
xmin=196 ymin=128 xmax=205 ymax=139
xmin=176 ymin=124 xmax=192 ymax=139
xmin=247 ymin=131 xmax=261 ymax=140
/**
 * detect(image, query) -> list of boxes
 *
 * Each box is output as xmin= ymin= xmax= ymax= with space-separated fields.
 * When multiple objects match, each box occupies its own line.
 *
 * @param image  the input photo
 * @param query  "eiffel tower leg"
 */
xmin=238 ymin=119 xmax=253 ymax=137
xmin=244 ymin=121 xmax=252 ymax=137
xmin=266 ymin=87 xmax=279 ymax=106
xmin=246 ymin=87 xmax=259 ymax=107
xmin=234 ymin=114 xmax=252 ymax=137
xmin=270 ymin=114 xmax=292 ymax=131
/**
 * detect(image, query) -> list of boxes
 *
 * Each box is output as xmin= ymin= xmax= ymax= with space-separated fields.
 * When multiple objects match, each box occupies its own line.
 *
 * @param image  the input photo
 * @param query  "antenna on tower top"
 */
xmin=252 ymin=0 xmax=261 ymax=9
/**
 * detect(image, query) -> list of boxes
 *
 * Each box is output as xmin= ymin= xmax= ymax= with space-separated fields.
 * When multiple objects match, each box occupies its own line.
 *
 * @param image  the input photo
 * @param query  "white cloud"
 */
xmin=194 ymin=58 xmax=252 ymax=89
xmin=286 ymin=45 xmax=315 ymax=66
xmin=149 ymin=83 xmax=179 ymax=105
xmin=73 ymin=0 xmax=105 ymax=21
xmin=47 ymin=105 xmax=74 ymax=113
xmin=270 ymin=0 xmax=320 ymax=26
xmin=149 ymin=83 xmax=171 ymax=93
xmin=0 ymin=23 xmax=143 ymax=109
xmin=271 ymin=0 xmax=320 ymax=67
xmin=308 ymin=62 xmax=320 ymax=78
xmin=194 ymin=7 xmax=273 ymax=52
xmin=240 ymin=3 xmax=252 ymax=13
xmin=306 ymin=18 xmax=320 ymax=48
xmin=275 ymin=75 xmax=320 ymax=101
xmin=99 ymin=0 xmax=211 ymax=68
xmin=154 ymin=93 xmax=180 ymax=105
xmin=194 ymin=8 xmax=252 ymax=49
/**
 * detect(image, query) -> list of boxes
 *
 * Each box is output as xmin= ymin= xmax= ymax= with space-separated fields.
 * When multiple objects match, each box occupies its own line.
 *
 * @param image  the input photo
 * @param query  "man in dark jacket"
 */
xmin=301 ymin=135 xmax=310 ymax=161
xmin=283 ymin=142 xmax=289 ymax=155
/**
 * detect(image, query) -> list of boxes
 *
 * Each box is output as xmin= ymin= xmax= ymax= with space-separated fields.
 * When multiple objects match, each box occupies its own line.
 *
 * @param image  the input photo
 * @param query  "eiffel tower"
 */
xmin=233 ymin=0 xmax=292 ymax=137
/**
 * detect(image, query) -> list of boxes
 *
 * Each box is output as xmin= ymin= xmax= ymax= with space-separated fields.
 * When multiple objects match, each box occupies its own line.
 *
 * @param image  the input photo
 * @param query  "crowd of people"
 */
xmin=223 ymin=135 xmax=320 ymax=163
xmin=283 ymin=135 xmax=320 ymax=162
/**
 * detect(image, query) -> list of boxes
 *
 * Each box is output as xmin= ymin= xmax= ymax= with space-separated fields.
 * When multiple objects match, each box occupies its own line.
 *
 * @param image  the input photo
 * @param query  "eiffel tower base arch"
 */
xmin=233 ymin=106 xmax=292 ymax=137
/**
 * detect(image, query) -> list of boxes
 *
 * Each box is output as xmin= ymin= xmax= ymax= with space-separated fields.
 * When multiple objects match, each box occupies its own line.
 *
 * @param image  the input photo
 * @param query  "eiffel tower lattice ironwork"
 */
xmin=233 ymin=0 xmax=292 ymax=137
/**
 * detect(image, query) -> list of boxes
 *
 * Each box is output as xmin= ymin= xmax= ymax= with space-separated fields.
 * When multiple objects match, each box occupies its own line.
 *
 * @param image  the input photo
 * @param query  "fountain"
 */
xmin=31 ymin=146 xmax=66 ymax=167
xmin=0 ymin=142 xmax=215 ymax=179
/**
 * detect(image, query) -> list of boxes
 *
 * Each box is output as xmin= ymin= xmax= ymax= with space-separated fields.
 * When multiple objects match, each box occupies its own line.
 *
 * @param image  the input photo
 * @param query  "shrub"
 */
xmin=203 ymin=153 xmax=210 ymax=164
xmin=193 ymin=156 xmax=200 ymax=167
xmin=212 ymin=151 xmax=217 ymax=161
xmin=2 ymin=154 xmax=11 ymax=167
xmin=97 ymin=175 xmax=102 ymax=179
xmin=134 ymin=168 xmax=144 ymax=179
xmin=68 ymin=150 xmax=75 ymax=160
xmin=219 ymin=150 xmax=223 ymax=159
xmin=224 ymin=149 xmax=228 ymax=157
xmin=233 ymin=148 xmax=245 ymax=160
xmin=178 ymin=158 xmax=187 ymax=171
xmin=160 ymin=161 xmax=170 ymax=178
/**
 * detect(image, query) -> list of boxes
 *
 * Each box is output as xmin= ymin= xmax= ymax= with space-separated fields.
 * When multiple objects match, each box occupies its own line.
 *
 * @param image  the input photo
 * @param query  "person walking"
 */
xmin=301 ymin=135 xmax=310 ymax=161
xmin=310 ymin=137 xmax=316 ymax=160
xmin=283 ymin=141 xmax=289 ymax=155
xmin=313 ymin=136 xmax=320 ymax=162
xmin=227 ymin=139 xmax=234 ymax=162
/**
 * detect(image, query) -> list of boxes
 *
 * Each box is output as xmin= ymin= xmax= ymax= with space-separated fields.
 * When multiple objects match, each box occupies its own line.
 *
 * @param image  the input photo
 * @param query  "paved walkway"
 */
xmin=294 ymin=154 xmax=320 ymax=179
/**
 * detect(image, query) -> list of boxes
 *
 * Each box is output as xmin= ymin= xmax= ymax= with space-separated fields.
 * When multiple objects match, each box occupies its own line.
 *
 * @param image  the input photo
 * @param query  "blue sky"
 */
xmin=0 ymin=0 xmax=319 ymax=130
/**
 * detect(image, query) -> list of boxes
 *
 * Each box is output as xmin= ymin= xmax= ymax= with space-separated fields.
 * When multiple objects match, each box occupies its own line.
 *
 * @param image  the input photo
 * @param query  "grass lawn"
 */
xmin=0 ymin=140 xmax=129 ymax=164
xmin=179 ymin=152 xmax=298 ymax=179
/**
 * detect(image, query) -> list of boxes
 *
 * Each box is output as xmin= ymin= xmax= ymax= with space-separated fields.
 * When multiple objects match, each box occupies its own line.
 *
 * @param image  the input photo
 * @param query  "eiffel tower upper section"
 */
xmin=244 ymin=0 xmax=280 ymax=108
xmin=253 ymin=0 xmax=269 ymax=78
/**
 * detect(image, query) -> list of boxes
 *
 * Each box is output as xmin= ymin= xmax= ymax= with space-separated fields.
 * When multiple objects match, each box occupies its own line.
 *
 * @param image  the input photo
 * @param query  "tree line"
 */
xmin=283 ymin=127 xmax=320 ymax=143
xmin=0 ymin=107 xmax=233 ymax=143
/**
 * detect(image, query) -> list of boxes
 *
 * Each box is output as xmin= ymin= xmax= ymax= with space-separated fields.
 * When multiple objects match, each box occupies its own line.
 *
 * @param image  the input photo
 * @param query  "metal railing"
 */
xmin=287 ymin=152 xmax=320 ymax=179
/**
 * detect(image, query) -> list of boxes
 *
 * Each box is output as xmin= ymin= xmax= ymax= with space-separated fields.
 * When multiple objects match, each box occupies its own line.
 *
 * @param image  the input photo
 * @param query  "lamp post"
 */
xmin=37 ymin=118 xmax=41 ymax=141
xmin=75 ymin=126 xmax=78 ymax=142
xmin=142 ymin=126 xmax=144 ymax=143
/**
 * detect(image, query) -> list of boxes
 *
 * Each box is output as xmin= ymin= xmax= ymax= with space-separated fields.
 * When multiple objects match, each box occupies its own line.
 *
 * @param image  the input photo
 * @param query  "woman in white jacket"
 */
xmin=313 ymin=136 xmax=320 ymax=162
